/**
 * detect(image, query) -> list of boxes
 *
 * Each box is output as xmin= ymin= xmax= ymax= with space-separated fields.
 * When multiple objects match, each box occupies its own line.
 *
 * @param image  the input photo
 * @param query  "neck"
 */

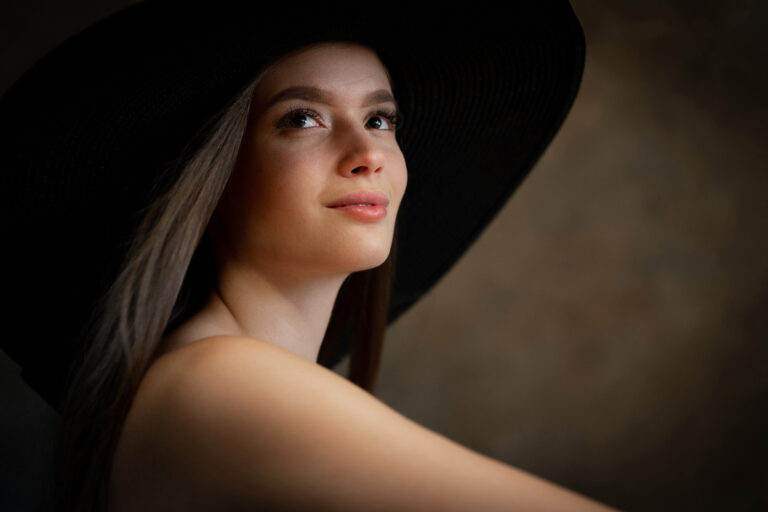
xmin=162 ymin=258 xmax=349 ymax=363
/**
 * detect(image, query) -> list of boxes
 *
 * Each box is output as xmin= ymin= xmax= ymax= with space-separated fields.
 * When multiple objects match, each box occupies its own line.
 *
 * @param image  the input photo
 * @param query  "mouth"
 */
xmin=327 ymin=204 xmax=387 ymax=221
xmin=325 ymin=189 xmax=390 ymax=208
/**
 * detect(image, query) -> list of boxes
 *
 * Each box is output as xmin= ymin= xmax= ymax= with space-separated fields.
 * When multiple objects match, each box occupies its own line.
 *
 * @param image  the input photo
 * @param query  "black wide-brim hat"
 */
xmin=0 ymin=1 xmax=585 ymax=412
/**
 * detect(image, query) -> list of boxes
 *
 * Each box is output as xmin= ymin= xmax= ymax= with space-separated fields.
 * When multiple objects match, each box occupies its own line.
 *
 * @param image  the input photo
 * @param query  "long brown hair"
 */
xmin=53 ymin=41 xmax=400 ymax=511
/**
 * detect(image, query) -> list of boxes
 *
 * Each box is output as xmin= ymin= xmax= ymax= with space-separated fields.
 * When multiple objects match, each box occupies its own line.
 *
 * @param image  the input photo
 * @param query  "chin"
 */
xmin=345 ymin=250 xmax=391 ymax=272
xmin=336 ymin=240 xmax=393 ymax=273
xmin=361 ymin=253 xmax=391 ymax=271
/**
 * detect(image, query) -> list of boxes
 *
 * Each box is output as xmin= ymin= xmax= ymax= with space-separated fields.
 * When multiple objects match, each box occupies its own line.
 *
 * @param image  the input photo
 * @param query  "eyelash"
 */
xmin=276 ymin=104 xmax=402 ymax=131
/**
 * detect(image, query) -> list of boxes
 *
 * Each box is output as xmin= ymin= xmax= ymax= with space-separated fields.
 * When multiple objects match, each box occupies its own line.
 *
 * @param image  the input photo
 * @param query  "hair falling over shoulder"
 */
xmin=52 ymin=64 xmax=399 ymax=511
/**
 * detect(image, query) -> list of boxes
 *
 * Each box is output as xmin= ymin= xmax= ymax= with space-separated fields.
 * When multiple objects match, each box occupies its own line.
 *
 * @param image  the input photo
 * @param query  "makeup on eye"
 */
xmin=274 ymin=104 xmax=401 ymax=131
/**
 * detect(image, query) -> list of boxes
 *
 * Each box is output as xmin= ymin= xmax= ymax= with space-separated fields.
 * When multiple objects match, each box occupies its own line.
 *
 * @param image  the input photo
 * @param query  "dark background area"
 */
xmin=2 ymin=1 xmax=767 ymax=510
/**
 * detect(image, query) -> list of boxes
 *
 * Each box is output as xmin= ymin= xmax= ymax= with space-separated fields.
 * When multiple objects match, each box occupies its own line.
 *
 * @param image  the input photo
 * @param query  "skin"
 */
xmin=160 ymin=42 xmax=407 ymax=361
xmin=110 ymin=41 xmax=619 ymax=512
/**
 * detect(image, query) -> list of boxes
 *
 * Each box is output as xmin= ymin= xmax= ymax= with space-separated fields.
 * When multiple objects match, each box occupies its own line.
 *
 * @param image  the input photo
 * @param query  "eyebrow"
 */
xmin=264 ymin=86 xmax=399 ymax=111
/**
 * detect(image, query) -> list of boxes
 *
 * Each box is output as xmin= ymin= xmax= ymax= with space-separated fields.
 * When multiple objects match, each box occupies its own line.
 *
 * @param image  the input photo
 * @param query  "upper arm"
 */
xmin=109 ymin=335 xmax=615 ymax=512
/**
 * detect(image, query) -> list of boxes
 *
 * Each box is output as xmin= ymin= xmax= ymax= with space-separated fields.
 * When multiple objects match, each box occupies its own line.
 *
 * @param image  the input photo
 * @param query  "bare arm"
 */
xmin=109 ymin=335 xmax=620 ymax=512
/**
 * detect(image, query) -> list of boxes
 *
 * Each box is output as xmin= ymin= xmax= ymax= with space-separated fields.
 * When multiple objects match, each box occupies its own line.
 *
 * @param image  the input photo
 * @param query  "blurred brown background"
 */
xmin=1 ymin=1 xmax=766 ymax=510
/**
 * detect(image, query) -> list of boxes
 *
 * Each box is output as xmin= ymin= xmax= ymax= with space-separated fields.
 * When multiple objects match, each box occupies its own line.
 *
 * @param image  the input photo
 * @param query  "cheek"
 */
xmin=246 ymin=142 xmax=305 ymax=203
xmin=245 ymin=146 xmax=324 ymax=227
xmin=251 ymin=133 xmax=322 ymax=180
xmin=391 ymin=153 xmax=408 ymax=206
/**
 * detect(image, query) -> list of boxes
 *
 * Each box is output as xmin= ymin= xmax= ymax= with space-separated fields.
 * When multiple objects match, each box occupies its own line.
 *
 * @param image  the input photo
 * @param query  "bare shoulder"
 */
xmin=109 ymin=335 xmax=397 ymax=510
xmin=109 ymin=335 xmax=617 ymax=512
xmin=134 ymin=334 xmax=355 ymax=408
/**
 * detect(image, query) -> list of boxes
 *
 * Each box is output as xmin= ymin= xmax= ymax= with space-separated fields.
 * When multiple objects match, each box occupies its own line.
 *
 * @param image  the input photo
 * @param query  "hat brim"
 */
xmin=0 ymin=1 xmax=585 ymax=409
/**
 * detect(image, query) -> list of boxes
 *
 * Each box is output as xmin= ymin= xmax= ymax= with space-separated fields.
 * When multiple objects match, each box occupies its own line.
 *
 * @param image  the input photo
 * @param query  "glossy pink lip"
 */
xmin=325 ymin=190 xmax=389 ymax=208
xmin=330 ymin=204 xmax=387 ymax=221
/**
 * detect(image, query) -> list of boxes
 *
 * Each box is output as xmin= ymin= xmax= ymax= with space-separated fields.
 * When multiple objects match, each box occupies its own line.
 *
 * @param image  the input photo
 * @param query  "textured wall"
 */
xmin=2 ymin=1 xmax=766 ymax=511
xmin=370 ymin=1 xmax=768 ymax=510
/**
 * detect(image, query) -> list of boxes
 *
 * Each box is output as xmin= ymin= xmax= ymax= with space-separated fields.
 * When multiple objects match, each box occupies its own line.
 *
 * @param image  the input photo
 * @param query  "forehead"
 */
xmin=252 ymin=42 xmax=392 ymax=110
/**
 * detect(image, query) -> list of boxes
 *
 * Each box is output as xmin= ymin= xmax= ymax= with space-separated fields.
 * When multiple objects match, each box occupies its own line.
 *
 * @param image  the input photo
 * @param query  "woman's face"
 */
xmin=213 ymin=42 xmax=407 ymax=278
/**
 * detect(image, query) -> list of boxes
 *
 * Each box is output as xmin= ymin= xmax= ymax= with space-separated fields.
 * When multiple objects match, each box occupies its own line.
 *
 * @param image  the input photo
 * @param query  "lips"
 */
xmin=325 ymin=190 xmax=389 ymax=208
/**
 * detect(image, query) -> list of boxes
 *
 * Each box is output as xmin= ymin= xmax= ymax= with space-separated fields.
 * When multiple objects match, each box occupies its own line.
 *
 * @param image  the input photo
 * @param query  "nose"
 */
xmin=336 ymin=121 xmax=385 ymax=177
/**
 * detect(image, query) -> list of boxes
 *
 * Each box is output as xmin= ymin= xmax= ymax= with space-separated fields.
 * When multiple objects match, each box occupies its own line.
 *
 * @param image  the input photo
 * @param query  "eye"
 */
xmin=275 ymin=105 xmax=402 ymax=132
xmin=367 ymin=109 xmax=401 ymax=131
xmin=276 ymin=107 xmax=322 ymax=130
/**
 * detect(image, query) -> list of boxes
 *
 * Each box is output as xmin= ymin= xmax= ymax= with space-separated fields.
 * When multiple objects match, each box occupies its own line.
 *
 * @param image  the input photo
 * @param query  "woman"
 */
xmin=0 ymin=2 xmax=617 ymax=511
